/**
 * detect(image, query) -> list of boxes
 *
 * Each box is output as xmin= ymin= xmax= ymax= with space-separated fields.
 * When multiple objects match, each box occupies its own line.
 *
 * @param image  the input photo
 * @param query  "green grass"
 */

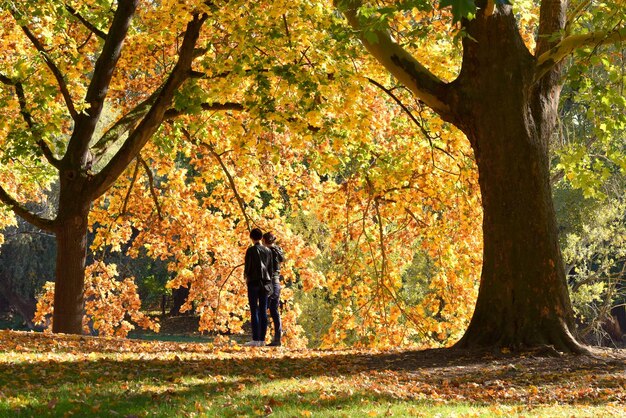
xmin=1 ymin=331 xmax=625 ymax=417
xmin=2 ymin=372 xmax=624 ymax=418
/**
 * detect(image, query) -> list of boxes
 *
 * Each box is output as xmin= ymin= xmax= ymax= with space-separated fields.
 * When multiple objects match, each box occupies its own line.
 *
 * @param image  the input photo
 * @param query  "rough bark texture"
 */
xmin=51 ymin=175 xmax=90 ymax=334
xmin=450 ymin=6 xmax=584 ymax=352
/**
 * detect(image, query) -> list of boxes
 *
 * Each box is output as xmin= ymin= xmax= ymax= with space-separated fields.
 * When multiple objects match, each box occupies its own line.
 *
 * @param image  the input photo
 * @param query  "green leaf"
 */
xmin=363 ymin=30 xmax=379 ymax=44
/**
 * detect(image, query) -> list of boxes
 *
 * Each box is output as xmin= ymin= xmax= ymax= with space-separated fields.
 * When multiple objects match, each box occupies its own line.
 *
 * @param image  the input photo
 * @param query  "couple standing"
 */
xmin=243 ymin=228 xmax=284 ymax=347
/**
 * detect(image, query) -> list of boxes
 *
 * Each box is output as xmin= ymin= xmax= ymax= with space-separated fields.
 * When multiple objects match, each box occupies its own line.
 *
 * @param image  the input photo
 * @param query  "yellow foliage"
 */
xmin=5 ymin=0 xmax=492 ymax=349
xmin=34 ymin=261 xmax=159 ymax=337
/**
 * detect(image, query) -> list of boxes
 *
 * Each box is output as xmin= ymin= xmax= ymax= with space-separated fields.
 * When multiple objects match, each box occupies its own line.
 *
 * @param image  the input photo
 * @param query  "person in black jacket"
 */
xmin=263 ymin=231 xmax=284 ymax=346
xmin=244 ymin=228 xmax=274 ymax=347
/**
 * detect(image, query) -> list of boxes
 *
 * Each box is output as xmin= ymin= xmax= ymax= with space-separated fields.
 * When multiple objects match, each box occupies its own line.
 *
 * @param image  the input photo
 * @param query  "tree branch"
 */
xmin=373 ymin=197 xmax=387 ymax=280
xmin=77 ymin=32 xmax=93 ymax=51
xmin=0 ymin=77 xmax=35 ymax=129
xmin=366 ymin=77 xmax=459 ymax=174
xmin=186 ymin=129 xmax=252 ymax=232
xmin=11 ymin=10 xmax=78 ymax=120
xmin=65 ymin=0 xmax=139 ymax=166
xmin=0 ymin=185 xmax=56 ymax=232
xmin=163 ymin=102 xmax=244 ymax=119
xmin=0 ymin=74 xmax=62 ymax=169
xmin=36 ymin=140 xmax=61 ymax=169
xmin=214 ymin=262 xmax=245 ymax=326
xmin=536 ymin=0 xmax=568 ymax=58
xmin=484 ymin=0 xmax=495 ymax=17
xmin=15 ymin=83 xmax=62 ymax=169
xmin=0 ymin=73 xmax=13 ymax=85
xmin=565 ymin=0 xmax=591 ymax=35
xmin=64 ymin=3 xmax=108 ymax=40
xmin=89 ymin=13 xmax=209 ymax=199
xmin=190 ymin=68 xmax=272 ymax=80
xmin=536 ymin=26 xmax=626 ymax=82
xmin=90 ymin=89 xmax=161 ymax=166
xmin=405 ymin=207 xmax=428 ymax=228
xmin=91 ymin=95 xmax=243 ymax=169
xmin=282 ymin=14 xmax=292 ymax=47
xmin=335 ymin=0 xmax=452 ymax=118
xmin=123 ymin=158 xmax=141 ymax=216
xmin=138 ymin=156 xmax=163 ymax=221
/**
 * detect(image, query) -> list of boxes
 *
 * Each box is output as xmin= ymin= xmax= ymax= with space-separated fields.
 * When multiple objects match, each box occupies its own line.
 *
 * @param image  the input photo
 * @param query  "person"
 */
xmin=263 ymin=231 xmax=284 ymax=346
xmin=243 ymin=228 xmax=274 ymax=347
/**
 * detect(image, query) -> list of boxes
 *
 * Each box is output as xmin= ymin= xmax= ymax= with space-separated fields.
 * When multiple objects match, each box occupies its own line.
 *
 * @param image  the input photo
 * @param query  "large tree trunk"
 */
xmin=452 ymin=9 xmax=585 ymax=352
xmin=52 ymin=179 xmax=90 ymax=334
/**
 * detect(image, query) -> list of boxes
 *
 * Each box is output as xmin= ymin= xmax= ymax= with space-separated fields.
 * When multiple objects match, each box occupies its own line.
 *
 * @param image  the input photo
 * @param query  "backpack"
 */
xmin=255 ymin=246 xmax=274 ymax=294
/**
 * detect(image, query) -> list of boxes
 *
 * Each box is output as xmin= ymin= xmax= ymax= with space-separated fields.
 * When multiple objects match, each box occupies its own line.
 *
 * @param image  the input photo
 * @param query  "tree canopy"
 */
xmin=0 ymin=0 xmax=624 ymax=349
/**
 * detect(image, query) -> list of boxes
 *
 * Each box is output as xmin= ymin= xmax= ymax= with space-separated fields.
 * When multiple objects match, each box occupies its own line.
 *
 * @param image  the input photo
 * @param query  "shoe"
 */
xmin=244 ymin=340 xmax=258 ymax=347
xmin=268 ymin=340 xmax=281 ymax=347
xmin=256 ymin=341 xmax=265 ymax=347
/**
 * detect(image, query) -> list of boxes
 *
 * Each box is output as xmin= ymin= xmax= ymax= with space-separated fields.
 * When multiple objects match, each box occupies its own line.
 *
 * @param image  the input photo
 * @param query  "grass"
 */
xmin=4 ymin=371 xmax=622 ymax=417
xmin=2 ymin=373 xmax=623 ymax=417
xmin=1 ymin=331 xmax=625 ymax=417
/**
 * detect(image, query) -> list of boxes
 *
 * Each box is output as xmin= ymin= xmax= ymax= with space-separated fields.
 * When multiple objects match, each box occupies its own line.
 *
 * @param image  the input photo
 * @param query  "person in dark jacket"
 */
xmin=244 ymin=228 xmax=273 ymax=347
xmin=263 ymin=231 xmax=284 ymax=346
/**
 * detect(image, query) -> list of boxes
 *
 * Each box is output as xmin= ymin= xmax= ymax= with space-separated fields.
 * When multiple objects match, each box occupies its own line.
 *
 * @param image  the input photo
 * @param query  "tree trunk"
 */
xmin=452 ymin=9 xmax=586 ymax=352
xmin=170 ymin=286 xmax=190 ymax=316
xmin=52 ymin=178 xmax=90 ymax=334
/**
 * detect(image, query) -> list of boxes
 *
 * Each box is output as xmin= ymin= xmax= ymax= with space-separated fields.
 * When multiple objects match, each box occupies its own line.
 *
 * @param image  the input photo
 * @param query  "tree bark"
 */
xmin=51 ymin=177 xmax=90 ymax=334
xmin=451 ymin=7 xmax=586 ymax=352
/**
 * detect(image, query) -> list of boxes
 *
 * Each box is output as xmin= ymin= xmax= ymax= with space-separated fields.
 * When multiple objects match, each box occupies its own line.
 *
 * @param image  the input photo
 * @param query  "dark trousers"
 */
xmin=268 ymin=282 xmax=281 ymax=341
xmin=247 ymin=283 xmax=268 ymax=341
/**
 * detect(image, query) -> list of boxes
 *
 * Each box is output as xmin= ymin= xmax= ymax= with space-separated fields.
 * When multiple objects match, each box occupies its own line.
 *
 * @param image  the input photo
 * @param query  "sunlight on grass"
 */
xmin=1 ymin=331 xmax=625 ymax=417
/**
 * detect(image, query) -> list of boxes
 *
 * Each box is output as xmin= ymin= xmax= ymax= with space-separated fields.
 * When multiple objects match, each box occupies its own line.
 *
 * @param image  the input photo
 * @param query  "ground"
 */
xmin=0 ymin=330 xmax=625 ymax=417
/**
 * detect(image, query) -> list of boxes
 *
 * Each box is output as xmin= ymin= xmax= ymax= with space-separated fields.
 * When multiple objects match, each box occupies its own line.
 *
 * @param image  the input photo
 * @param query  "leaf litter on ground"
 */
xmin=1 ymin=330 xmax=625 ymax=417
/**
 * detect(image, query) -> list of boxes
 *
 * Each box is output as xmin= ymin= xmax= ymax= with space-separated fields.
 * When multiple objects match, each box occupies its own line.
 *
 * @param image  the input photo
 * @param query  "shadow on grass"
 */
xmin=3 ymin=347 xmax=626 ymax=387
xmin=3 ymin=376 xmax=428 ymax=418
xmin=2 ymin=347 xmax=625 ymax=416
xmin=2 ymin=348 xmax=476 ymax=387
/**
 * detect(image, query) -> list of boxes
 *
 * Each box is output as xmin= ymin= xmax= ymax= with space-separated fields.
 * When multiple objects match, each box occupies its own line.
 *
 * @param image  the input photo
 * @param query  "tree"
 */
xmin=0 ymin=0 xmax=224 ymax=334
xmin=24 ymin=0 xmax=368 ymax=342
xmin=4 ymin=0 xmax=392 ymax=340
xmin=553 ymin=41 xmax=626 ymax=345
xmin=336 ymin=0 xmax=625 ymax=352
xmin=297 ymin=86 xmax=482 ymax=348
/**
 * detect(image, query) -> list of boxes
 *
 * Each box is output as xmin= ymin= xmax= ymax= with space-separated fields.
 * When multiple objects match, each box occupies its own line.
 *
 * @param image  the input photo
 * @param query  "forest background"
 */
xmin=0 ymin=0 xmax=624 ymax=350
